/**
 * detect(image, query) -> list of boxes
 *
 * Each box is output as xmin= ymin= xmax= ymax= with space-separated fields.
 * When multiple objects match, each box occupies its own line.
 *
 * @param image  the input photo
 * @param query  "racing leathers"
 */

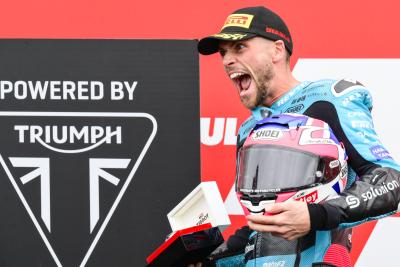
xmin=212 ymin=79 xmax=400 ymax=267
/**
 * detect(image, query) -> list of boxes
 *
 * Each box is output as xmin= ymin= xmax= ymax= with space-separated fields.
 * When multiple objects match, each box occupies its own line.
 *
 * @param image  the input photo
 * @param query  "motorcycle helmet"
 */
xmin=236 ymin=114 xmax=348 ymax=214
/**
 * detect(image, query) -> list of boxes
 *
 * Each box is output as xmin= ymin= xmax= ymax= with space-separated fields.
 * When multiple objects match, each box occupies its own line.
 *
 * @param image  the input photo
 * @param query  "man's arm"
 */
xmin=309 ymin=166 xmax=400 ymax=230
xmin=246 ymin=166 xmax=400 ymax=239
xmin=304 ymin=82 xmax=400 ymax=230
xmin=247 ymin=81 xmax=400 ymax=237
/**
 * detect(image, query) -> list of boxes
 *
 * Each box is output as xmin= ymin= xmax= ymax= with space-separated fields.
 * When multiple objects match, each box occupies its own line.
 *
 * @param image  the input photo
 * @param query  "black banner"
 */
xmin=0 ymin=40 xmax=200 ymax=267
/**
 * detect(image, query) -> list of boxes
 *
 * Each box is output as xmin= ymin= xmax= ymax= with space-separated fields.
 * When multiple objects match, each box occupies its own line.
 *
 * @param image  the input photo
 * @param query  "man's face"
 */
xmin=218 ymin=37 xmax=276 ymax=109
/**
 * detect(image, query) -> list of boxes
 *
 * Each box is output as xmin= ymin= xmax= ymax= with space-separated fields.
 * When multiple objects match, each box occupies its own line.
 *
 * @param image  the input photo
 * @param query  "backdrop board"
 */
xmin=0 ymin=39 xmax=200 ymax=267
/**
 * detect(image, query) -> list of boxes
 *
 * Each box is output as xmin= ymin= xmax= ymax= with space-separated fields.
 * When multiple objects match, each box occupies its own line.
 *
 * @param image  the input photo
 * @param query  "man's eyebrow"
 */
xmin=217 ymin=46 xmax=226 ymax=53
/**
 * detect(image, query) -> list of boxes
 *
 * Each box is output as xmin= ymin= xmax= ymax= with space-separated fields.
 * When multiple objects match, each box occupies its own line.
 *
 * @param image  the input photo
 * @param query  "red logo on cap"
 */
xmin=266 ymin=27 xmax=291 ymax=43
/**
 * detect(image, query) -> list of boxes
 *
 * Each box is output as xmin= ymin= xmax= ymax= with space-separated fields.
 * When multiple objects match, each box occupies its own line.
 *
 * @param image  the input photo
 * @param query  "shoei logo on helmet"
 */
xmin=252 ymin=128 xmax=283 ymax=140
xmin=222 ymin=14 xmax=254 ymax=29
xmin=295 ymin=190 xmax=318 ymax=203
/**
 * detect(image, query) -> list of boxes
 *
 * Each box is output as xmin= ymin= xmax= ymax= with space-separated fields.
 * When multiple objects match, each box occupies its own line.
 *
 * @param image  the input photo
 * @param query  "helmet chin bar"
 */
xmin=240 ymin=199 xmax=276 ymax=215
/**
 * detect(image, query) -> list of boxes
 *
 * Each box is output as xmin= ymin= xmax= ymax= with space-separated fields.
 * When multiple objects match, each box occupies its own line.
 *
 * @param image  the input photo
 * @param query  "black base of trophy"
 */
xmin=146 ymin=223 xmax=224 ymax=267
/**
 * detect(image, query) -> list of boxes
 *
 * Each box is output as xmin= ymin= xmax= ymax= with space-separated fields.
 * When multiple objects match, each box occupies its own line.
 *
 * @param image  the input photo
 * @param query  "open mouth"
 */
xmin=230 ymin=72 xmax=252 ymax=93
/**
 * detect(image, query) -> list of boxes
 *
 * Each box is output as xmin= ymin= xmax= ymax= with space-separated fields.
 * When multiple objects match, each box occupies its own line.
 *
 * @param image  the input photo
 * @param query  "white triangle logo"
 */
xmin=0 ymin=111 xmax=157 ymax=267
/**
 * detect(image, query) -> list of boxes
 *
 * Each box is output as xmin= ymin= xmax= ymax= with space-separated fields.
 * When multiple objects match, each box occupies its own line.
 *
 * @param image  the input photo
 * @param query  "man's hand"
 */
xmin=246 ymin=201 xmax=311 ymax=240
xmin=187 ymin=263 xmax=202 ymax=267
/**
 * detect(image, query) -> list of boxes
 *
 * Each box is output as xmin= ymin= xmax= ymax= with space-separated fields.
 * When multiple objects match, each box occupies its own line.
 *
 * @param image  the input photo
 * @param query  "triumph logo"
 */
xmin=0 ymin=111 xmax=157 ymax=267
xmin=14 ymin=125 xmax=122 ymax=153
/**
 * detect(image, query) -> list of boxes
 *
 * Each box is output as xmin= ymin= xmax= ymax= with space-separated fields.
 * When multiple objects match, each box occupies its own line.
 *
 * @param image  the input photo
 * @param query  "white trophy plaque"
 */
xmin=167 ymin=181 xmax=231 ymax=232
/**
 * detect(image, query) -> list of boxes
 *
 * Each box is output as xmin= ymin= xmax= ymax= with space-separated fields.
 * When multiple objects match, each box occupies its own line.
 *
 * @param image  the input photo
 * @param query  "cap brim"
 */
xmin=198 ymin=32 xmax=256 ymax=55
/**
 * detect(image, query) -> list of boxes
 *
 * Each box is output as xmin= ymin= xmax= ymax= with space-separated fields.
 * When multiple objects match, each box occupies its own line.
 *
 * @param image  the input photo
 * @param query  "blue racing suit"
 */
xmin=210 ymin=79 xmax=400 ymax=267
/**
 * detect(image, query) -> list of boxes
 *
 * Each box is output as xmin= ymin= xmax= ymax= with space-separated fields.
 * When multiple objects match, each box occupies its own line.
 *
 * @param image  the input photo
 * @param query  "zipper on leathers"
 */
xmin=253 ymin=233 xmax=259 ymax=267
xmin=294 ymin=240 xmax=301 ymax=267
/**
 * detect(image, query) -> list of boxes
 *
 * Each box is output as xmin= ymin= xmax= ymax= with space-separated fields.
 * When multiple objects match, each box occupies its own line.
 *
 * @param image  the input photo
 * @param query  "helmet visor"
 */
xmin=237 ymin=145 xmax=322 ymax=193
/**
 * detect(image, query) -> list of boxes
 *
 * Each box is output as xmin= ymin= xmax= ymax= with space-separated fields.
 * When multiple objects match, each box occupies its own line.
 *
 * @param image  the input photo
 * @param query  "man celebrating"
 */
xmin=196 ymin=6 xmax=400 ymax=266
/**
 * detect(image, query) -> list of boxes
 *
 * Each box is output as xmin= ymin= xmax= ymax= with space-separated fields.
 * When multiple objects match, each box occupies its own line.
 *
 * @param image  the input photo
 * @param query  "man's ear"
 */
xmin=272 ymin=40 xmax=286 ymax=63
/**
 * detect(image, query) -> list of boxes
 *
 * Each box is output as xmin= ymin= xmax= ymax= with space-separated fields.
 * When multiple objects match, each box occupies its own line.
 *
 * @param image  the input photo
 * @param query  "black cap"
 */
xmin=198 ymin=6 xmax=293 ymax=55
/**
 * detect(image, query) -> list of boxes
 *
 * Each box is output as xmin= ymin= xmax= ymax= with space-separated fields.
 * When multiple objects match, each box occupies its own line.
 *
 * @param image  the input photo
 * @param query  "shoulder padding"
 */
xmin=331 ymin=79 xmax=366 ymax=96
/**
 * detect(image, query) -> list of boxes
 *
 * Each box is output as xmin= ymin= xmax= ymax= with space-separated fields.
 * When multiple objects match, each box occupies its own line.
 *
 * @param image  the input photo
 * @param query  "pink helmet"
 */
xmin=236 ymin=114 xmax=348 ymax=214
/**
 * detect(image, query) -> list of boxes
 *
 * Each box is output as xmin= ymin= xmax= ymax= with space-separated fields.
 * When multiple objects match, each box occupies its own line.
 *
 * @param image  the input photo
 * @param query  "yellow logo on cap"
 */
xmin=222 ymin=14 xmax=254 ymax=29
xmin=212 ymin=33 xmax=247 ymax=40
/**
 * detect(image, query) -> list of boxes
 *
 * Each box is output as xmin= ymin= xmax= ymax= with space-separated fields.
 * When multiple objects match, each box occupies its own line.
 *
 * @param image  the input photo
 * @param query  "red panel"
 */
xmin=146 ymin=223 xmax=212 ymax=264
xmin=324 ymin=244 xmax=352 ymax=267
xmin=350 ymin=221 xmax=377 ymax=264
xmin=222 ymin=215 xmax=248 ymax=240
